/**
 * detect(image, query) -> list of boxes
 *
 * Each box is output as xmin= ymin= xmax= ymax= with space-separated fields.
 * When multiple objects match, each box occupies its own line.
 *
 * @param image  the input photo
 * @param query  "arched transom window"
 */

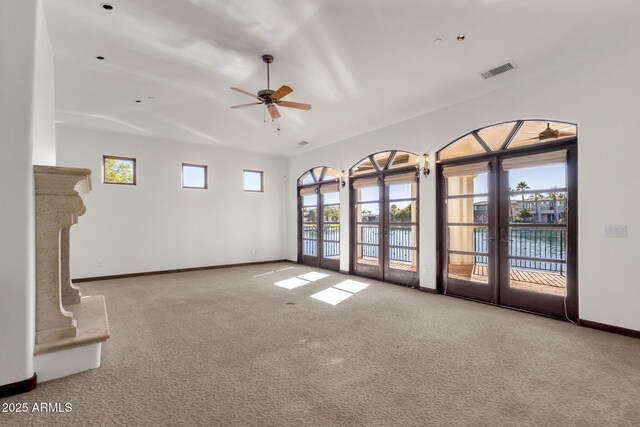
xmin=298 ymin=166 xmax=340 ymax=186
xmin=350 ymin=150 xmax=419 ymax=176
xmin=438 ymin=120 xmax=577 ymax=161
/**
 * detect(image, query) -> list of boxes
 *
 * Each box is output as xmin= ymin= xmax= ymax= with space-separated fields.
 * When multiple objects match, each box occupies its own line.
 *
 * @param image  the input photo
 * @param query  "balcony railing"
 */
xmin=473 ymin=228 xmax=565 ymax=275
xmin=359 ymin=225 xmax=414 ymax=262
xmin=303 ymin=225 xmax=339 ymax=257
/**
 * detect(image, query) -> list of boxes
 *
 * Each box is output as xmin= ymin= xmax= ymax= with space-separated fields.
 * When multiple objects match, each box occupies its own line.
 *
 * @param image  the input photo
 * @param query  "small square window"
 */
xmin=103 ymin=155 xmax=136 ymax=185
xmin=182 ymin=163 xmax=208 ymax=189
xmin=243 ymin=170 xmax=263 ymax=192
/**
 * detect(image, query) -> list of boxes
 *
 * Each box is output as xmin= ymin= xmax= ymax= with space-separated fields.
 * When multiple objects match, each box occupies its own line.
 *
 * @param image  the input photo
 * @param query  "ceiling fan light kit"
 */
xmin=230 ymin=54 xmax=312 ymax=121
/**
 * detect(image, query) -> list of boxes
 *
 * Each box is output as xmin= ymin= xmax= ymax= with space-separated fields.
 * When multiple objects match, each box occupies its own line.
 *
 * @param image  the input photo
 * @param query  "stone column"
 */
xmin=60 ymin=206 xmax=86 ymax=306
xmin=34 ymin=166 xmax=91 ymax=345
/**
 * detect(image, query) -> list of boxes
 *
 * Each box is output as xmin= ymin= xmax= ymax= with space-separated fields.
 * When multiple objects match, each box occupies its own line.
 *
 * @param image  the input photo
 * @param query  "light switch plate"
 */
xmin=605 ymin=225 xmax=627 ymax=238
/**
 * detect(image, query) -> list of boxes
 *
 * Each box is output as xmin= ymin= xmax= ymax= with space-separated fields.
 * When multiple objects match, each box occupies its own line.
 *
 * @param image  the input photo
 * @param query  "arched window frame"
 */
xmin=437 ymin=120 xmax=577 ymax=163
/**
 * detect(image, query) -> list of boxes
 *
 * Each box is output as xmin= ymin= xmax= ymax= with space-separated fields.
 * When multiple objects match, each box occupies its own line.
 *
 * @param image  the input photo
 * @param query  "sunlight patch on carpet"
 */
xmin=274 ymin=277 xmax=310 ymax=289
xmin=333 ymin=279 xmax=368 ymax=294
xmin=311 ymin=288 xmax=353 ymax=305
xmin=298 ymin=271 xmax=330 ymax=282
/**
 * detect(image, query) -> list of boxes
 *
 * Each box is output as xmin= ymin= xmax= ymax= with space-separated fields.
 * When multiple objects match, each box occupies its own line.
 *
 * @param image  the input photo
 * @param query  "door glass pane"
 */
xmin=389 ymin=225 xmax=416 ymax=248
xmin=509 ymin=163 xmax=566 ymax=224
xmin=356 ymin=244 xmax=379 ymax=266
xmin=302 ymin=194 xmax=317 ymax=206
xmin=323 ymin=225 xmax=340 ymax=260
xmin=447 ymin=196 xmax=488 ymax=224
xmin=356 ymin=203 xmax=379 ymax=222
xmin=357 ymin=225 xmax=379 ymax=245
xmin=323 ymin=205 xmax=340 ymax=222
xmin=389 ymin=248 xmax=416 ymax=272
xmin=323 ymin=191 xmax=339 ymax=205
xmin=302 ymin=239 xmax=317 ymax=256
xmin=447 ymin=253 xmax=488 ymax=283
xmin=507 ymin=227 xmax=567 ymax=295
xmin=446 ymin=171 xmax=488 ymax=196
xmin=448 ymin=226 xmax=488 ymax=253
xmin=323 ymin=224 xmax=340 ymax=241
xmin=302 ymin=208 xmax=317 ymax=223
xmin=389 ymin=200 xmax=416 ymax=223
xmin=389 ymin=182 xmax=414 ymax=199
xmin=358 ymin=186 xmax=379 ymax=202
xmin=505 ymin=155 xmax=568 ymax=296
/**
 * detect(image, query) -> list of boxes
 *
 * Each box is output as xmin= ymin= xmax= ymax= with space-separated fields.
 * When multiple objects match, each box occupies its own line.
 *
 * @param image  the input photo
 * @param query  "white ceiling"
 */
xmin=43 ymin=0 xmax=640 ymax=156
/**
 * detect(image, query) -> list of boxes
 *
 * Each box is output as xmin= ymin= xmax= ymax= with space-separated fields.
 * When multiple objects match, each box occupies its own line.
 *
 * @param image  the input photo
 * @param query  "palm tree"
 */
xmin=515 ymin=181 xmax=530 ymax=204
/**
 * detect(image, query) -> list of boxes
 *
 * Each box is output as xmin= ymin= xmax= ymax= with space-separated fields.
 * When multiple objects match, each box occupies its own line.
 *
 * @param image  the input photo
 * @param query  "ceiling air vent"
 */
xmin=297 ymin=141 xmax=309 ymax=146
xmin=481 ymin=62 xmax=515 ymax=79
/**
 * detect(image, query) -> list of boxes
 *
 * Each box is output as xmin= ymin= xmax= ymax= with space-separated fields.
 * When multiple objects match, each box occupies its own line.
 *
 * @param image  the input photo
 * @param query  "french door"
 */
xmin=440 ymin=144 xmax=577 ymax=319
xmin=299 ymin=185 xmax=340 ymax=271
xmin=352 ymin=171 xmax=419 ymax=286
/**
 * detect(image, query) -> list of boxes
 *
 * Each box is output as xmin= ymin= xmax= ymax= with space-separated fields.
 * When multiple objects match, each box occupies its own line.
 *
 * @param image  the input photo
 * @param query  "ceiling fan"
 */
xmin=230 ymin=54 xmax=312 ymax=120
xmin=520 ymin=122 xmax=576 ymax=142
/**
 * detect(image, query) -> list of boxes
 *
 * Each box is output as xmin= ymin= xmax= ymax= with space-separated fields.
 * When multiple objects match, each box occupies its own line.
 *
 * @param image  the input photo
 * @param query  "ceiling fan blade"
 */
xmin=517 ymin=136 xmax=541 ymax=142
xmin=230 ymin=102 xmax=262 ymax=109
xmin=271 ymin=85 xmax=292 ymax=101
xmin=557 ymin=131 xmax=576 ymax=137
xmin=230 ymin=87 xmax=260 ymax=100
xmin=278 ymin=101 xmax=312 ymax=111
xmin=267 ymin=104 xmax=281 ymax=119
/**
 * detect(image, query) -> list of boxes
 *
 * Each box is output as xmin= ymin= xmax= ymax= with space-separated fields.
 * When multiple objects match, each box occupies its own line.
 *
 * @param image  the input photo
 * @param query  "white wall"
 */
xmin=56 ymin=128 xmax=287 ymax=278
xmin=0 ymin=0 xmax=56 ymax=387
xmin=286 ymin=43 xmax=640 ymax=332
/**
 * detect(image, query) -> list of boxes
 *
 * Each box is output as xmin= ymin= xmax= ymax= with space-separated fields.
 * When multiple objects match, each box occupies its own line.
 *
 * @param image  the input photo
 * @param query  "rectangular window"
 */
xmin=103 ymin=155 xmax=136 ymax=185
xmin=182 ymin=163 xmax=207 ymax=189
xmin=243 ymin=170 xmax=263 ymax=192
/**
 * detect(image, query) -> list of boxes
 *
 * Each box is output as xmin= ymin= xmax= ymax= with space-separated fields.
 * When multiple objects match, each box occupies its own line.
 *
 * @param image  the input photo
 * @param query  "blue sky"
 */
xmin=472 ymin=164 xmax=566 ymax=194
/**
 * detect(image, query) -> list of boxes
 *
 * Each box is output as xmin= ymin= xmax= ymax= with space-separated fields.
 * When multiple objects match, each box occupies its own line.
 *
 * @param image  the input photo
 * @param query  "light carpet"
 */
xmin=2 ymin=262 xmax=639 ymax=426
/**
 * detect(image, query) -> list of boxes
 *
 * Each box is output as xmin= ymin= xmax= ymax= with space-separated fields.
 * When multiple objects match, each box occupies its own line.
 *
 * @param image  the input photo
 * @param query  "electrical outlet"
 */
xmin=97 ymin=259 xmax=104 ymax=268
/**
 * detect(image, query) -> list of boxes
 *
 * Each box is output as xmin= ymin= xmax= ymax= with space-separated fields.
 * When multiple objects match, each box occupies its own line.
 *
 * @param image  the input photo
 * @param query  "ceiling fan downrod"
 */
xmin=262 ymin=54 xmax=274 ymax=91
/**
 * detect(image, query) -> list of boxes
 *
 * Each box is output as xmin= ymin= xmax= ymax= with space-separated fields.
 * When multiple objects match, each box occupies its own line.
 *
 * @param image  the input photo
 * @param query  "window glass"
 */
xmin=322 ymin=168 xmax=340 ymax=182
xmin=439 ymin=134 xmax=487 ymax=160
xmin=182 ymin=164 xmax=207 ymax=189
xmin=373 ymin=152 xmax=391 ymax=170
xmin=243 ymin=170 xmax=263 ymax=192
xmin=389 ymin=152 xmax=419 ymax=169
xmin=477 ymin=122 xmax=516 ymax=151
xmin=351 ymin=157 xmax=377 ymax=175
xmin=103 ymin=156 xmax=135 ymax=185
xmin=508 ymin=122 xmax=577 ymax=149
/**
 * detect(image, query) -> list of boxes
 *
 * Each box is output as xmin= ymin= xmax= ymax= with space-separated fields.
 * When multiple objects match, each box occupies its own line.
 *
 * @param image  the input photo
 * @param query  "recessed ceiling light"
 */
xmin=433 ymin=38 xmax=443 ymax=44
xmin=96 ymin=56 xmax=105 ymax=60
xmin=135 ymin=100 xmax=141 ymax=103
xmin=101 ymin=3 xmax=113 ymax=10
xmin=457 ymin=34 xmax=466 ymax=41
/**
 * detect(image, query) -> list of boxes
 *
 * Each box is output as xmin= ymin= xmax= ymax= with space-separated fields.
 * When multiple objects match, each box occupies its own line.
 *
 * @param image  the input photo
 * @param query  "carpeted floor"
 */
xmin=2 ymin=262 xmax=639 ymax=426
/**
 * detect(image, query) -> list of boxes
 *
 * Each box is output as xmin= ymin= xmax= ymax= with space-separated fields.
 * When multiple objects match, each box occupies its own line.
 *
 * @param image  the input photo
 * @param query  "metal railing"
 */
xmin=303 ymin=225 xmax=340 ymax=257
xmin=473 ymin=228 xmax=565 ymax=274
xmin=359 ymin=225 xmax=414 ymax=262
